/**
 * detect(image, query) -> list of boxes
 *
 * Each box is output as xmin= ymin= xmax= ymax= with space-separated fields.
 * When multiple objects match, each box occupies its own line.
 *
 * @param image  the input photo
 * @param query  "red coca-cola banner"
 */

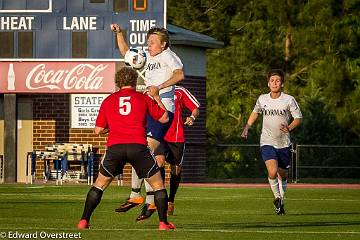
xmin=0 ymin=61 xmax=116 ymax=93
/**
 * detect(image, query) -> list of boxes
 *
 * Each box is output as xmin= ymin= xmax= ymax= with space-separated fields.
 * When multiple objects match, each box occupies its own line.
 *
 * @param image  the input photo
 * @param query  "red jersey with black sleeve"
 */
xmin=96 ymin=88 xmax=165 ymax=146
xmin=164 ymin=86 xmax=200 ymax=143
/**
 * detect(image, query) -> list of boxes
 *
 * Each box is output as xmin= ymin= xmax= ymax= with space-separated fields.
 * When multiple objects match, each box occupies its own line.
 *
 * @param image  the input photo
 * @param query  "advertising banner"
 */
xmin=0 ymin=61 xmax=116 ymax=93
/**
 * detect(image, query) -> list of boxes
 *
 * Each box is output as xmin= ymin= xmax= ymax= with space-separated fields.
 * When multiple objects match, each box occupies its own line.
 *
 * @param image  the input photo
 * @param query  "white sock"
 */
xmin=268 ymin=177 xmax=281 ymax=199
xmin=144 ymin=180 xmax=154 ymax=205
xmin=279 ymin=179 xmax=287 ymax=200
xmin=130 ymin=167 xmax=143 ymax=199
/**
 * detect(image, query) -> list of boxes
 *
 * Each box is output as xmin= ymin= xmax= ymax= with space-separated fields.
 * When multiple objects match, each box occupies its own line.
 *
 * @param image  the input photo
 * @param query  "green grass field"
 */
xmin=0 ymin=184 xmax=360 ymax=240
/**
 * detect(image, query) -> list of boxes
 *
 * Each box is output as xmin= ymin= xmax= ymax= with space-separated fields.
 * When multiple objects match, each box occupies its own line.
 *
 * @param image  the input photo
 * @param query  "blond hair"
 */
xmin=147 ymin=27 xmax=170 ymax=49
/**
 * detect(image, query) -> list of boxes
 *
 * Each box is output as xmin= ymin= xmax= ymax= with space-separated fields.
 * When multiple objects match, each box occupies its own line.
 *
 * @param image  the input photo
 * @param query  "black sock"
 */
xmin=81 ymin=186 xmax=103 ymax=222
xmin=169 ymin=172 xmax=181 ymax=203
xmin=131 ymin=187 xmax=141 ymax=194
xmin=160 ymin=167 xmax=166 ymax=182
xmin=154 ymin=189 xmax=168 ymax=223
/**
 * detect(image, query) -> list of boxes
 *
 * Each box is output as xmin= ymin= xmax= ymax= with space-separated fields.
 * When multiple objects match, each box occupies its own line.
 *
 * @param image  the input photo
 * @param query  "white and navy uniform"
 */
xmin=253 ymin=92 xmax=302 ymax=168
xmin=142 ymin=48 xmax=183 ymax=141
xmin=144 ymin=48 xmax=183 ymax=113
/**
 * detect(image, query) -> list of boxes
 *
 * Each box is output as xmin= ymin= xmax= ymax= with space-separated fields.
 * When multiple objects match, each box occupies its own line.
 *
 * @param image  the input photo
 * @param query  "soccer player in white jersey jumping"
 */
xmin=110 ymin=23 xmax=184 ymax=219
xmin=241 ymin=69 xmax=302 ymax=215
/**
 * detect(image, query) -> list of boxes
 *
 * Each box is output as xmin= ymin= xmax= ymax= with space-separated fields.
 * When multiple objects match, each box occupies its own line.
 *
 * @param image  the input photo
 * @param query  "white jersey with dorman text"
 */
xmin=253 ymin=92 xmax=302 ymax=148
xmin=144 ymin=48 xmax=183 ymax=113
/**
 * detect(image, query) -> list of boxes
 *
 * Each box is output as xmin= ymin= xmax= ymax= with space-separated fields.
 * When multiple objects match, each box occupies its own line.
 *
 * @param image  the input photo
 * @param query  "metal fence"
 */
xmin=294 ymin=144 xmax=360 ymax=183
xmin=208 ymin=144 xmax=360 ymax=183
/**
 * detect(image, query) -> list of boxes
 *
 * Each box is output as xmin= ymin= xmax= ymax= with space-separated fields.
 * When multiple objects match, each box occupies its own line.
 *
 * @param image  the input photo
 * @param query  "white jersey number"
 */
xmin=119 ymin=96 xmax=131 ymax=115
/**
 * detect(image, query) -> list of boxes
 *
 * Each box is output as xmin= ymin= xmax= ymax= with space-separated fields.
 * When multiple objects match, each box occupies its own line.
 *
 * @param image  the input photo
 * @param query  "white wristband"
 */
xmin=190 ymin=115 xmax=196 ymax=121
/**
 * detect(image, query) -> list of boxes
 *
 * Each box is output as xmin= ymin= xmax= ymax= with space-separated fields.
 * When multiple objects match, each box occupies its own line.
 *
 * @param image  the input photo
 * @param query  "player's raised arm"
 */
xmin=110 ymin=23 xmax=129 ymax=56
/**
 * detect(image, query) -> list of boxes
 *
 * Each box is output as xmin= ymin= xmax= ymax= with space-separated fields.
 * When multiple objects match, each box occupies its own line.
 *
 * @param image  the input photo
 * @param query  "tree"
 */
xmin=168 ymin=0 xmax=359 ymax=145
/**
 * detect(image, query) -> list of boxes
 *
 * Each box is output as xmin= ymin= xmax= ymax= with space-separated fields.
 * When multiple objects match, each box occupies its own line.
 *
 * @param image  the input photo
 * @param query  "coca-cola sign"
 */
xmin=0 ymin=61 xmax=116 ymax=93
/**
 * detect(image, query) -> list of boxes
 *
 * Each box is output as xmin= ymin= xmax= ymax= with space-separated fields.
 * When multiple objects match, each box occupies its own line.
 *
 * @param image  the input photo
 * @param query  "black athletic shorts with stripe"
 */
xmin=153 ymin=142 xmax=185 ymax=166
xmin=99 ymin=144 xmax=159 ymax=179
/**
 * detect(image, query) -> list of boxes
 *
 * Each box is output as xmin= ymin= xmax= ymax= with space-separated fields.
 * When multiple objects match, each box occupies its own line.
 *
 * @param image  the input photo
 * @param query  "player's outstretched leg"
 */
xmin=136 ymin=202 xmax=157 ymax=222
xmin=279 ymin=178 xmax=287 ymax=199
xmin=278 ymin=167 xmax=288 ymax=215
xmin=136 ymin=180 xmax=156 ymax=221
xmin=77 ymin=186 xmax=104 ymax=229
xmin=265 ymin=159 xmax=282 ymax=215
xmin=168 ymin=170 xmax=181 ymax=215
xmin=278 ymin=178 xmax=287 ymax=214
xmin=279 ymin=199 xmax=286 ymax=215
xmin=268 ymin=177 xmax=282 ymax=215
xmin=146 ymin=171 xmax=175 ymax=230
xmin=115 ymin=168 xmax=144 ymax=212
xmin=273 ymin=197 xmax=282 ymax=215
xmin=77 ymin=173 xmax=112 ymax=229
xmin=155 ymin=189 xmax=175 ymax=230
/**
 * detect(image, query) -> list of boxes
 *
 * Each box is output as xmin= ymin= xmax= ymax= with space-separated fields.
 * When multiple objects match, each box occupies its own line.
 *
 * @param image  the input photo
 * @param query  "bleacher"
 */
xmin=26 ymin=143 xmax=94 ymax=185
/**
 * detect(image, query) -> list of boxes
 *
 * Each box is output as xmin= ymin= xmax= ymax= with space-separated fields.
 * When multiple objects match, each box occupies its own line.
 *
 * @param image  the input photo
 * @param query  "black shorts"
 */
xmin=146 ymin=112 xmax=174 ymax=142
xmin=154 ymin=142 xmax=185 ymax=166
xmin=99 ymin=144 xmax=159 ymax=179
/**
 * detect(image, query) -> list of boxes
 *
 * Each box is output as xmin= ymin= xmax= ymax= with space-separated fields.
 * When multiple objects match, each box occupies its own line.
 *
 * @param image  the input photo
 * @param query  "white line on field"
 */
xmin=0 ymin=227 xmax=359 ymax=234
xmin=1 ymin=193 xmax=360 ymax=202
xmin=178 ymin=196 xmax=360 ymax=202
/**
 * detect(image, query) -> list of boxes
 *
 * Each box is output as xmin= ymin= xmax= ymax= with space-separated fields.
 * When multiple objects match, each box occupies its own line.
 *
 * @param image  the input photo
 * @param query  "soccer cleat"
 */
xmin=135 ymin=203 xmax=156 ymax=222
xmin=158 ymin=221 xmax=176 ymax=230
xmin=77 ymin=219 xmax=89 ymax=229
xmin=115 ymin=196 xmax=144 ymax=213
xmin=273 ymin=197 xmax=282 ymax=215
xmin=279 ymin=202 xmax=286 ymax=215
xmin=167 ymin=202 xmax=174 ymax=216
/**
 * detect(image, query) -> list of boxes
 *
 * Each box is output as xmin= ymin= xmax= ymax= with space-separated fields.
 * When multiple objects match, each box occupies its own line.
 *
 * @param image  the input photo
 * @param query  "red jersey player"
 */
xmin=77 ymin=67 xmax=175 ymax=230
xmin=154 ymin=86 xmax=200 ymax=216
xmin=120 ymin=86 xmax=200 ymax=220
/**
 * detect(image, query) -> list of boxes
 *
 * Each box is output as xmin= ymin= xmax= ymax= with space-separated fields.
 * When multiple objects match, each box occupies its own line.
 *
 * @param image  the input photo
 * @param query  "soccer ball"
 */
xmin=124 ymin=48 xmax=147 ymax=69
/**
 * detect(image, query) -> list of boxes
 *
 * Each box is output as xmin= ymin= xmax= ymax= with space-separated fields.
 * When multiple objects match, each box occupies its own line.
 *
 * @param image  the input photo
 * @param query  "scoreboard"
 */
xmin=0 ymin=0 xmax=166 ymax=94
xmin=0 ymin=1 xmax=169 ymax=182
xmin=0 ymin=0 xmax=166 ymax=59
